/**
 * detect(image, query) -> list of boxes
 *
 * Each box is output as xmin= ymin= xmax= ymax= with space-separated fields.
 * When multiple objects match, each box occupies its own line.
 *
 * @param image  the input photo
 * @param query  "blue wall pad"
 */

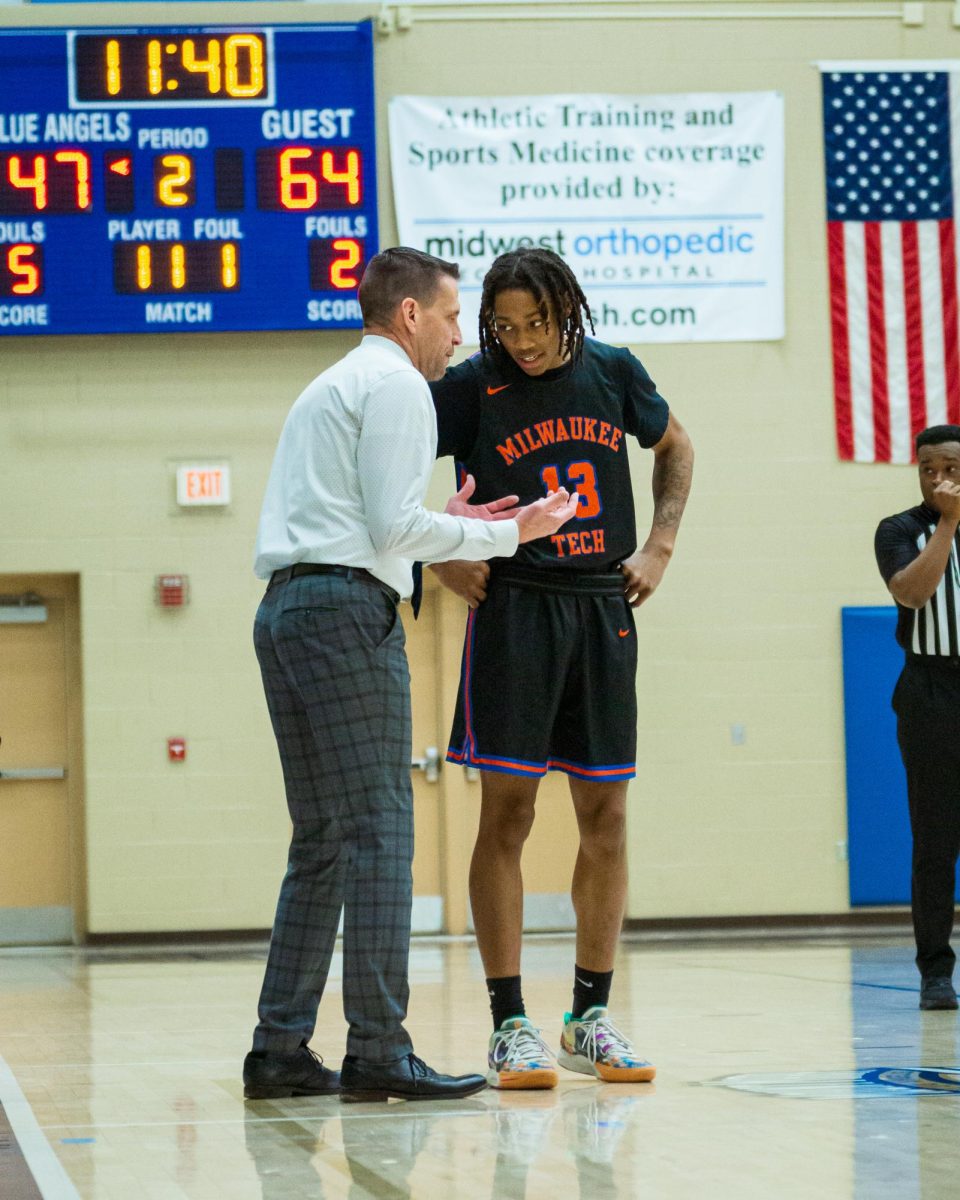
xmin=841 ymin=606 xmax=913 ymax=905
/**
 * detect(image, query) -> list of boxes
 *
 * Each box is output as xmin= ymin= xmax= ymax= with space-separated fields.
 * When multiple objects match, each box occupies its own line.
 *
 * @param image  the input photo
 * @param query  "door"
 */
xmin=0 ymin=574 xmax=83 ymax=943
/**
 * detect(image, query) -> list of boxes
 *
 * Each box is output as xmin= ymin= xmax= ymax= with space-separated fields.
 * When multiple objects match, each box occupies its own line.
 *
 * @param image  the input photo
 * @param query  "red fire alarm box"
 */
xmin=155 ymin=574 xmax=189 ymax=608
xmin=167 ymin=737 xmax=186 ymax=762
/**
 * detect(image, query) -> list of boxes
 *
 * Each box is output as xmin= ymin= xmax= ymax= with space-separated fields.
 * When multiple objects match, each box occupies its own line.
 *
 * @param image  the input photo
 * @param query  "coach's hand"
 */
xmin=514 ymin=489 xmax=580 ymax=543
xmin=620 ymin=545 xmax=671 ymax=607
xmin=428 ymin=560 xmax=490 ymax=608
xmin=444 ymin=474 xmax=520 ymax=522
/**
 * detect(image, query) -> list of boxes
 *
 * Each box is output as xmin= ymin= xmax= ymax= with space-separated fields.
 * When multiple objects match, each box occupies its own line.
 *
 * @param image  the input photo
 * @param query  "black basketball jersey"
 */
xmin=431 ymin=339 xmax=670 ymax=571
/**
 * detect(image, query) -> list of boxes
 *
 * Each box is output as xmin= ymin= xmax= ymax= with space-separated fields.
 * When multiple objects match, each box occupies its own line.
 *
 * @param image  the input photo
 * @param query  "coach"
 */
xmin=243 ymin=247 xmax=578 ymax=1102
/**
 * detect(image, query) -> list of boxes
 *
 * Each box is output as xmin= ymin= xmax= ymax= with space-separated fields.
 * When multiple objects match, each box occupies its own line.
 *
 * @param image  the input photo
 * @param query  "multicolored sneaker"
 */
xmin=558 ymin=1006 xmax=656 ymax=1083
xmin=487 ymin=1017 xmax=558 ymax=1090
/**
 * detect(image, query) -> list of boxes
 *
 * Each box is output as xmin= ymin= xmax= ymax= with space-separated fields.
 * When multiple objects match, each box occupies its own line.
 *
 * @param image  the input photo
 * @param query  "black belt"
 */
xmin=269 ymin=563 xmax=399 ymax=605
xmin=490 ymin=562 xmax=625 ymax=596
xmin=906 ymin=652 xmax=960 ymax=671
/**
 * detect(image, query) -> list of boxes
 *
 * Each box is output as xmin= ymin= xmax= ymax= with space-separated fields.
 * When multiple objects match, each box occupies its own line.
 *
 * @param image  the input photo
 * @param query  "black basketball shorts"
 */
xmin=446 ymin=568 xmax=638 ymax=781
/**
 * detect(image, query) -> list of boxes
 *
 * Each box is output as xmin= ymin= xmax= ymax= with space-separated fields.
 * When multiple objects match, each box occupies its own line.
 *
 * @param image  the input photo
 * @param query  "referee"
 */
xmin=875 ymin=424 xmax=960 ymax=1011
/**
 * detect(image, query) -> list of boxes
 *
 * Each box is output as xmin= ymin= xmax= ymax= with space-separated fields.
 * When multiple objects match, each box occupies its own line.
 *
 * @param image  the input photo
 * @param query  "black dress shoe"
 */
xmin=339 ymin=1052 xmax=486 ymax=1103
xmin=919 ymin=976 xmax=959 ymax=1010
xmin=243 ymin=1043 xmax=340 ymax=1099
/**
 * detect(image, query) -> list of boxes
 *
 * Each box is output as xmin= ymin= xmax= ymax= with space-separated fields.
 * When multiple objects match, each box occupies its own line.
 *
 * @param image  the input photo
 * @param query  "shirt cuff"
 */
xmin=491 ymin=519 xmax=520 ymax=558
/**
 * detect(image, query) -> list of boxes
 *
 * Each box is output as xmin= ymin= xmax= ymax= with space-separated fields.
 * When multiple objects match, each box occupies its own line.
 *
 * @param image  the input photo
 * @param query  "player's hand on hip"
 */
xmin=514 ymin=489 xmax=579 ymax=544
xmin=444 ymin=473 xmax=520 ymax=522
xmin=620 ymin=547 xmax=670 ymax=607
xmin=428 ymin=560 xmax=490 ymax=608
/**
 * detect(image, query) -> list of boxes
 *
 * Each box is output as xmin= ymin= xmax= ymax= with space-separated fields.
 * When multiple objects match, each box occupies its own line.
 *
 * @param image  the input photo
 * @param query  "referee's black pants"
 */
xmin=894 ymin=658 xmax=960 ymax=980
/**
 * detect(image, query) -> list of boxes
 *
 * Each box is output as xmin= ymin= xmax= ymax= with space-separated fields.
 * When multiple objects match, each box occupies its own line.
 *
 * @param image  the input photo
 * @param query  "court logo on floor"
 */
xmin=716 ymin=1068 xmax=960 ymax=1098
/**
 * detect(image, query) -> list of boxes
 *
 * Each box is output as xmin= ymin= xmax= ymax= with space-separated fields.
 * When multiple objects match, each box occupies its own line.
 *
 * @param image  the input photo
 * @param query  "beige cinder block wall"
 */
xmin=0 ymin=0 xmax=953 ymax=933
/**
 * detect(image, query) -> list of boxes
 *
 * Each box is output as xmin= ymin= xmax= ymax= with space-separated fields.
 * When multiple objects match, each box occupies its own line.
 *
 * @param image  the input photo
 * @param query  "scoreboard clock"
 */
xmin=0 ymin=23 xmax=378 ymax=335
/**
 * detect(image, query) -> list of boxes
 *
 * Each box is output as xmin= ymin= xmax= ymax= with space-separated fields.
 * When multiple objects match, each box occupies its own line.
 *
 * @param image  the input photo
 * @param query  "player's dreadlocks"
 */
xmin=478 ymin=248 xmax=595 ymax=365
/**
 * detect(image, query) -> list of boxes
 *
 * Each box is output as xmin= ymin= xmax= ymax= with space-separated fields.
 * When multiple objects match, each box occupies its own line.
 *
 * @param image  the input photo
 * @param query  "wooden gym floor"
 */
xmin=0 ymin=932 xmax=958 ymax=1199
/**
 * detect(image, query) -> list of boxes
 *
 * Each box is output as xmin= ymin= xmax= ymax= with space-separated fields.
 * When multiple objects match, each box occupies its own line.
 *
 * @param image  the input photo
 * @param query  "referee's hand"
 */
xmin=933 ymin=480 xmax=960 ymax=522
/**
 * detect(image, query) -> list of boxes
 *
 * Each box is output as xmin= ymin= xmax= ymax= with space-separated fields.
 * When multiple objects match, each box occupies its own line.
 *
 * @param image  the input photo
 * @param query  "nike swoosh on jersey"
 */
xmin=486 ymin=384 xmax=511 ymax=395
xmin=618 ymin=629 xmax=630 ymax=637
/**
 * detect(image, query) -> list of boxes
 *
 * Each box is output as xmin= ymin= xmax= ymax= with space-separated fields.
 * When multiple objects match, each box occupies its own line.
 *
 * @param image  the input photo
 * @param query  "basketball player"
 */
xmin=429 ymin=248 xmax=693 ymax=1089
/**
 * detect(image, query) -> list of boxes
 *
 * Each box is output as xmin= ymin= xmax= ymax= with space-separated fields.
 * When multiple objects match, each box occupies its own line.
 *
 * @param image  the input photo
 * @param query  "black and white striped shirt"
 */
xmin=875 ymin=504 xmax=960 ymax=657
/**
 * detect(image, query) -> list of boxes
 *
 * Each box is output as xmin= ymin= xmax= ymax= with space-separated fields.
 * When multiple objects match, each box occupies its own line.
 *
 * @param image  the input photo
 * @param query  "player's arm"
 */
xmin=429 ymin=558 xmax=491 ymax=608
xmin=621 ymin=412 xmax=694 ymax=607
xmin=884 ymin=488 xmax=960 ymax=608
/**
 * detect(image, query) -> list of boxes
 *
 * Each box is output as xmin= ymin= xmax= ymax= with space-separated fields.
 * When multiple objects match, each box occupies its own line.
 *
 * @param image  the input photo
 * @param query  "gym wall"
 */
xmin=0 ymin=0 xmax=948 ymax=933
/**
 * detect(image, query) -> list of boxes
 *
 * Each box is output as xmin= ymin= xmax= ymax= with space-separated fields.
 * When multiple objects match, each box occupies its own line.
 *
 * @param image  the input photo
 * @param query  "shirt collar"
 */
xmin=361 ymin=333 xmax=415 ymax=369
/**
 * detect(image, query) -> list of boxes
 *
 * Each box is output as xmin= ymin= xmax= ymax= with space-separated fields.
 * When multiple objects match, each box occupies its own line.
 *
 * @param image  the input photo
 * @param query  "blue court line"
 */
xmin=851 ymin=981 xmax=920 ymax=993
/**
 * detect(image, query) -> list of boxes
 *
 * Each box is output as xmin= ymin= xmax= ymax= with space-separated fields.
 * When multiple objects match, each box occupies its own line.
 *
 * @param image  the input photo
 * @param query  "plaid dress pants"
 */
xmin=252 ymin=571 xmax=415 ymax=1062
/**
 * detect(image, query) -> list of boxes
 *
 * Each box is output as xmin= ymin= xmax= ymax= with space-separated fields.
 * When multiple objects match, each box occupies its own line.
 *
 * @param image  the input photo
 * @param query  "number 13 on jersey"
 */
xmin=540 ymin=461 xmax=602 ymax=519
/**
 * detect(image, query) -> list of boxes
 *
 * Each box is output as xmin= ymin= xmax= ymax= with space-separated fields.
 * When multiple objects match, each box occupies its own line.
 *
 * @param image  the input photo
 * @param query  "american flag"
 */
xmin=823 ymin=66 xmax=960 ymax=463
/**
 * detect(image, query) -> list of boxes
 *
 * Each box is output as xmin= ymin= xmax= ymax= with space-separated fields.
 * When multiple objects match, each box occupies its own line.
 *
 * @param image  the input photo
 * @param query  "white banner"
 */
xmin=389 ymin=92 xmax=784 ymax=345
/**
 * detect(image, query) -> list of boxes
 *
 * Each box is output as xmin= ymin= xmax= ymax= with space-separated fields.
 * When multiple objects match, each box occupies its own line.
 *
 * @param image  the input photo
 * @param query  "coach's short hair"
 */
xmin=916 ymin=424 xmax=960 ymax=453
xmin=358 ymin=247 xmax=459 ymax=327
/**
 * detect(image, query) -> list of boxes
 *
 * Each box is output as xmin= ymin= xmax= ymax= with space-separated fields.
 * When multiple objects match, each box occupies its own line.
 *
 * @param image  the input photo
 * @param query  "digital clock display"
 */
xmin=73 ymin=33 xmax=271 ymax=105
xmin=0 ymin=24 xmax=377 ymax=335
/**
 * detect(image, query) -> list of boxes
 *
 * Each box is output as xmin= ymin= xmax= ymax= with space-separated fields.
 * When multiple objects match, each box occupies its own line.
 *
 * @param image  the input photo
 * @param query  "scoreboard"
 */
xmin=0 ymin=23 xmax=378 ymax=336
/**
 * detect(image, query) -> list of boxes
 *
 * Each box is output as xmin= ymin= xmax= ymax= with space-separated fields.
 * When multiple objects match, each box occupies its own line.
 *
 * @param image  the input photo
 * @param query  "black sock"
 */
xmin=572 ymin=965 xmax=613 ymax=1018
xmin=486 ymin=975 xmax=525 ymax=1029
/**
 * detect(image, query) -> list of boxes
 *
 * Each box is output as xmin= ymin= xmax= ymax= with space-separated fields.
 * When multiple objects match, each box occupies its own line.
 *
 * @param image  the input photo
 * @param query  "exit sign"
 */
xmin=176 ymin=463 xmax=230 ymax=506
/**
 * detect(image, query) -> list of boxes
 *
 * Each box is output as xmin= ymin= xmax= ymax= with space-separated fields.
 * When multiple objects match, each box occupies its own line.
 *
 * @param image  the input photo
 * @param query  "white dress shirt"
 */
xmin=254 ymin=335 xmax=520 ymax=598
